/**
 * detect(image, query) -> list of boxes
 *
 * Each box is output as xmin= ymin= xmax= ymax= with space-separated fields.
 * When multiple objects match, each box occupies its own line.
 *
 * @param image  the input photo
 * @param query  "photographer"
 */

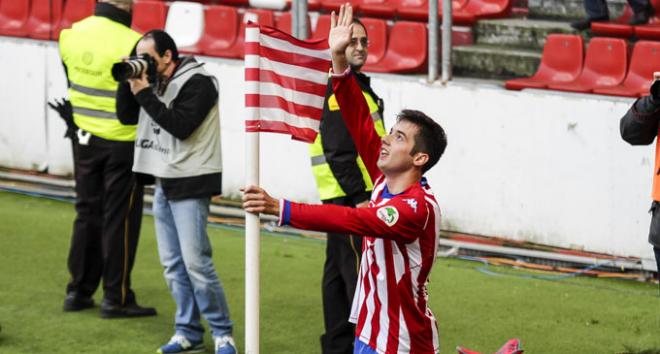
xmin=54 ymin=0 xmax=156 ymax=319
xmin=620 ymin=72 xmax=660 ymax=292
xmin=115 ymin=30 xmax=236 ymax=354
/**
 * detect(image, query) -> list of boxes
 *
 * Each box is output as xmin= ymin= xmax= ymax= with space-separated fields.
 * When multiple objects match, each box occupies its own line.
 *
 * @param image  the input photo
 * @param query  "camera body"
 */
xmin=111 ymin=54 xmax=157 ymax=82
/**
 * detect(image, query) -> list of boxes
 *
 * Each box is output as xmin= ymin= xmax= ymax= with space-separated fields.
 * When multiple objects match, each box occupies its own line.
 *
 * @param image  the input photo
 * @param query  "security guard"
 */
xmin=310 ymin=18 xmax=386 ymax=354
xmin=55 ymin=0 xmax=155 ymax=318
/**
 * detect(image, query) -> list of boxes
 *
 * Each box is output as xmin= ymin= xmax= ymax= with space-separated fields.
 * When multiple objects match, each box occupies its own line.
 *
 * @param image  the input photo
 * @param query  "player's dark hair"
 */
xmin=396 ymin=109 xmax=447 ymax=174
xmin=142 ymin=30 xmax=180 ymax=61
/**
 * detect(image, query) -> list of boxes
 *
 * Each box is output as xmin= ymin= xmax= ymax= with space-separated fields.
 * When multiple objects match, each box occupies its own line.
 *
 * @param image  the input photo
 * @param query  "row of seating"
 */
xmin=591 ymin=0 xmax=660 ymax=40
xmin=505 ymin=34 xmax=659 ymax=97
xmin=0 ymin=0 xmax=93 ymax=40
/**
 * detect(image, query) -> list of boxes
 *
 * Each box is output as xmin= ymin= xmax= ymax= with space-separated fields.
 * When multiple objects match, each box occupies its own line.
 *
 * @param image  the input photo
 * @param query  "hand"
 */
xmin=241 ymin=185 xmax=280 ymax=216
xmin=128 ymin=70 xmax=150 ymax=95
xmin=329 ymin=3 xmax=353 ymax=73
xmin=47 ymin=98 xmax=77 ymax=139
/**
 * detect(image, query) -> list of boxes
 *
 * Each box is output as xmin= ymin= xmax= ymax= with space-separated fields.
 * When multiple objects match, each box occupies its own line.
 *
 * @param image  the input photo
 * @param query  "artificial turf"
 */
xmin=0 ymin=190 xmax=659 ymax=354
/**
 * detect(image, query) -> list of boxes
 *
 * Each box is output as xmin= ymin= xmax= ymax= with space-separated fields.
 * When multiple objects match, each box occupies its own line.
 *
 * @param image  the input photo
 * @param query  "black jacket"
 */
xmin=620 ymin=95 xmax=660 ymax=146
xmin=320 ymin=71 xmax=383 ymax=203
xmin=116 ymin=57 xmax=222 ymax=200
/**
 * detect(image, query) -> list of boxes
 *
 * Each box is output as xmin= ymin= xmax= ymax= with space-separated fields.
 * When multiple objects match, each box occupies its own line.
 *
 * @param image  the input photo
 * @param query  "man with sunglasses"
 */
xmin=308 ymin=17 xmax=386 ymax=354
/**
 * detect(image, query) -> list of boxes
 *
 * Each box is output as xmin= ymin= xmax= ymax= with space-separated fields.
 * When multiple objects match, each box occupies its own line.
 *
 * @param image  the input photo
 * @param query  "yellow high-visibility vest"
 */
xmin=309 ymin=90 xmax=386 ymax=201
xmin=59 ymin=16 xmax=141 ymax=141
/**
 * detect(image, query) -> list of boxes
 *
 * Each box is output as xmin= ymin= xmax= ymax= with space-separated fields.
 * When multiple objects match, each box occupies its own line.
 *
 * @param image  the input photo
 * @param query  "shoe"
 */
xmin=158 ymin=335 xmax=205 ymax=354
xmin=570 ymin=16 xmax=608 ymax=31
xmin=629 ymin=4 xmax=653 ymax=25
xmin=63 ymin=293 xmax=94 ymax=312
xmin=214 ymin=336 xmax=237 ymax=354
xmin=100 ymin=300 xmax=157 ymax=319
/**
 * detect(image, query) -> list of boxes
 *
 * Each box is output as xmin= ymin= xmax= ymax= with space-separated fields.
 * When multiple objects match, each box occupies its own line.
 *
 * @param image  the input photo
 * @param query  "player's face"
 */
xmin=378 ymin=120 xmax=420 ymax=174
xmin=345 ymin=24 xmax=368 ymax=70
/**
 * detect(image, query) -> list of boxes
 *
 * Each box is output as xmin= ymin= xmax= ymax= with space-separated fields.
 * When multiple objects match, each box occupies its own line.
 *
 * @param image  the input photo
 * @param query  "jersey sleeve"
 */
xmin=279 ymin=195 xmax=428 ymax=243
xmin=331 ymin=69 xmax=383 ymax=183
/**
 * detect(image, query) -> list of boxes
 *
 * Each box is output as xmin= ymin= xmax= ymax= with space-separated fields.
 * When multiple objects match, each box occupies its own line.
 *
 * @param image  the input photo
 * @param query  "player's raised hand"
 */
xmin=241 ymin=185 xmax=280 ymax=216
xmin=329 ymin=3 xmax=353 ymax=73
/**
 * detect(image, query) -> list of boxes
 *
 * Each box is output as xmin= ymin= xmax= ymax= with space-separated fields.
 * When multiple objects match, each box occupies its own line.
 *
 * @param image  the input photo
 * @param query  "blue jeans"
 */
xmin=153 ymin=185 xmax=233 ymax=341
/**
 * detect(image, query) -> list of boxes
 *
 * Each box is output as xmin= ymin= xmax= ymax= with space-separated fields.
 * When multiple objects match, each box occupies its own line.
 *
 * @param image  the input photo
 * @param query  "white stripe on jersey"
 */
xmin=398 ymin=308 xmax=410 ymax=354
xmin=375 ymin=239 xmax=389 ymax=351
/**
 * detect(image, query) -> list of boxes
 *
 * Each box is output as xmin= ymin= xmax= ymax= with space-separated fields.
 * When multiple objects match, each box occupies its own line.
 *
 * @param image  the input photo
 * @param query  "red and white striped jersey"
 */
xmin=279 ymin=69 xmax=441 ymax=353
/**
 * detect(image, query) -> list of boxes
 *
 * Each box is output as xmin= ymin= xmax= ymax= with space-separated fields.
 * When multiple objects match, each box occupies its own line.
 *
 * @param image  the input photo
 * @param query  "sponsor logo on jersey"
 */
xmin=403 ymin=198 xmax=418 ymax=212
xmin=377 ymin=206 xmax=399 ymax=226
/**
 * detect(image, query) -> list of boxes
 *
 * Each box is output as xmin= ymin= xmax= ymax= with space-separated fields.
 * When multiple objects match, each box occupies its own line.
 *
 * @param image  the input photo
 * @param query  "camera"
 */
xmin=111 ymin=54 xmax=157 ymax=82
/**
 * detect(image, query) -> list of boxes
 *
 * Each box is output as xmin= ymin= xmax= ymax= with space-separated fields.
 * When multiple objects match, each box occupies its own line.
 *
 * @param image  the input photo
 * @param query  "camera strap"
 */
xmin=76 ymin=129 xmax=92 ymax=145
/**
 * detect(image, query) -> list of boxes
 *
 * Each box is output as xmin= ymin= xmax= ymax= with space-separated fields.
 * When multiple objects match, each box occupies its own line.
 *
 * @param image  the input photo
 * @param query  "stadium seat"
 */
xmin=451 ymin=0 xmax=512 ymax=21
xmin=275 ymin=12 xmax=311 ymax=37
xmin=548 ymin=37 xmax=627 ymax=93
xmin=250 ymin=0 xmax=288 ymax=10
xmin=505 ymin=34 xmax=583 ymax=91
xmin=363 ymin=21 xmax=427 ymax=73
xmin=26 ymin=0 xmax=64 ymax=40
xmin=310 ymin=14 xmax=331 ymax=40
xmin=183 ymin=5 xmax=239 ymax=54
xmin=397 ymin=0 xmax=475 ymax=25
xmin=54 ymin=0 xmax=96 ymax=39
xmin=321 ymin=0 xmax=364 ymax=13
xmin=202 ymin=8 xmax=274 ymax=59
xmin=591 ymin=5 xmax=633 ymax=37
xmin=221 ymin=0 xmax=250 ymax=6
xmin=165 ymin=1 xmax=205 ymax=48
xmin=0 ymin=0 xmax=30 ymax=37
xmin=361 ymin=18 xmax=387 ymax=66
xmin=593 ymin=40 xmax=660 ymax=97
xmin=132 ymin=0 xmax=168 ymax=34
xmin=359 ymin=0 xmax=400 ymax=18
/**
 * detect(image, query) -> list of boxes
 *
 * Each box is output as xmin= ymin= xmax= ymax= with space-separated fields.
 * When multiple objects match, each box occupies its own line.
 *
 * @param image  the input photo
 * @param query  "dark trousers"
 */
xmin=66 ymin=138 xmax=143 ymax=306
xmin=320 ymin=196 xmax=364 ymax=354
xmin=584 ymin=0 xmax=649 ymax=19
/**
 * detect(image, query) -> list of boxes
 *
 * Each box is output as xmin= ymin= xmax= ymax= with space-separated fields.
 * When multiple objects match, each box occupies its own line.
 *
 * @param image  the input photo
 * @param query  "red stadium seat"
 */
xmin=363 ymin=21 xmax=427 ymax=73
xmin=0 ymin=0 xmax=30 ymax=37
xmin=591 ymin=5 xmax=633 ymax=37
xmin=202 ymin=8 xmax=274 ymax=59
xmin=321 ymin=0 xmax=364 ymax=13
xmin=593 ymin=40 xmax=660 ymax=97
xmin=132 ymin=0 xmax=168 ymax=34
xmin=361 ymin=18 xmax=387 ymax=66
xmin=275 ymin=12 xmax=310 ymax=37
xmin=397 ymin=0 xmax=475 ymax=25
xmin=452 ymin=0 xmax=511 ymax=21
xmin=26 ymin=0 xmax=64 ymax=39
xmin=184 ymin=5 xmax=239 ymax=55
xmin=548 ymin=37 xmax=627 ymax=93
xmin=359 ymin=0 xmax=400 ymax=18
xmin=54 ymin=0 xmax=96 ymax=39
xmin=505 ymin=34 xmax=583 ymax=90
xmin=311 ymin=14 xmax=331 ymax=40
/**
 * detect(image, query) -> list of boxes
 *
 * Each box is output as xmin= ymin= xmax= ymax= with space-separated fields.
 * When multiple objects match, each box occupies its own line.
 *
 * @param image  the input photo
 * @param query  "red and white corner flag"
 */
xmin=244 ymin=23 xmax=331 ymax=143
xmin=243 ymin=23 xmax=330 ymax=354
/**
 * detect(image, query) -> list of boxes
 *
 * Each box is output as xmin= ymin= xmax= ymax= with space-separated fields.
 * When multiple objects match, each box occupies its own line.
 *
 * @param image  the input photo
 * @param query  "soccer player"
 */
xmin=242 ymin=4 xmax=447 ymax=353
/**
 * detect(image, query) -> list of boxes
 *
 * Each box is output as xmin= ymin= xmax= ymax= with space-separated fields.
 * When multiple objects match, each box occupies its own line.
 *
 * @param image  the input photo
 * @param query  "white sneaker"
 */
xmin=214 ymin=335 xmax=237 ymax=354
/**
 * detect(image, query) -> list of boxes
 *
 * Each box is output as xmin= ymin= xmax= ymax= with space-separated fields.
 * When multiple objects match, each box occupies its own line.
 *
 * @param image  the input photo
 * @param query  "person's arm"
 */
xmin=133 ymin=74 xmax=218 ymax=140
xmin=327 ymin=4 xmax=382 ymax=182
xmin=279 ymin=195 xmax=426 ymax=243
xmin=116 ymin=81 xmax=140 ymax=125
xmin=241 ymin=184 xmax=425 ymax=243
xmin=620 ymin=95 xmax=660 ymax=146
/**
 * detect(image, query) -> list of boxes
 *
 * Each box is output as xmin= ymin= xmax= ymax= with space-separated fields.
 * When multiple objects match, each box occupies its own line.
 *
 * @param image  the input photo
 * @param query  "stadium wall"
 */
xmin=0 ymin=38 xmax=655 ymax=262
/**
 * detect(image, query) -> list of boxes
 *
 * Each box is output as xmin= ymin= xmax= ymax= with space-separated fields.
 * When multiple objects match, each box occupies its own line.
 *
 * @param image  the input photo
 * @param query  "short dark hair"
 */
xmin=397 ymin=109 xmax=447 ymax=174
xmin=142 ymin=30 xmax=179 ymax=61
xmin=352 ymin=18 xmax=367 ymax=37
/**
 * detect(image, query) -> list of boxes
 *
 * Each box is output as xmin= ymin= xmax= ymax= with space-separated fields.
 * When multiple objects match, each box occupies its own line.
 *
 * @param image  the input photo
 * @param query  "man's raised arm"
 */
xmin=328 ymin=4 xmax=382 ymax=182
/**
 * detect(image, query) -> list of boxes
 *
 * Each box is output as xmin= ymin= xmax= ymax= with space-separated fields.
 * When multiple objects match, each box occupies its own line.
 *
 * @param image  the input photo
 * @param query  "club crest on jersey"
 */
xmin=403 ymin=198 xmax=418 ymax=212
xmin=377 ymin=206 xmax=399 ymax=226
